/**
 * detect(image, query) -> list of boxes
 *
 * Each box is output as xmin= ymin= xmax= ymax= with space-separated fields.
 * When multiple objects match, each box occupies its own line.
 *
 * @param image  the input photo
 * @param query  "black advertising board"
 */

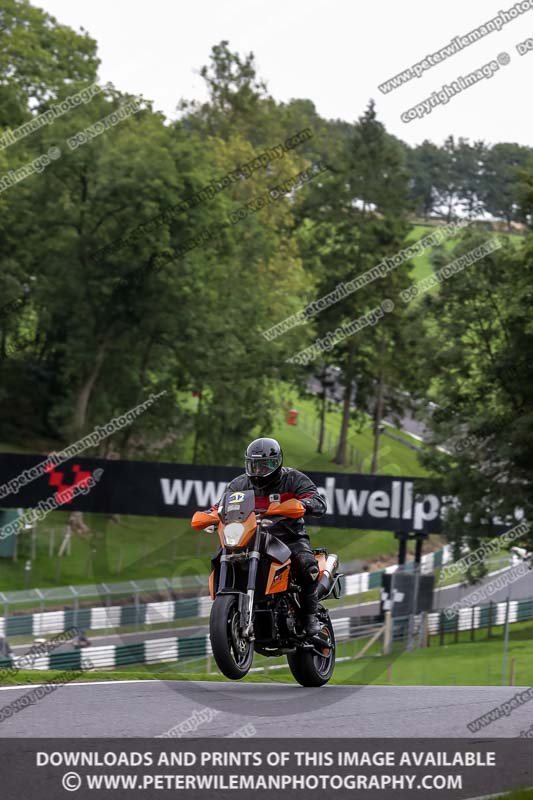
xmin=0 ymin=452 xmax=521 ymax=533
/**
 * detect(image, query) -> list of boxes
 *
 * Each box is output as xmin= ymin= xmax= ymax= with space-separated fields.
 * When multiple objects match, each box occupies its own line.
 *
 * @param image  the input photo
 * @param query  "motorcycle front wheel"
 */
xmin=209 ymin=594 xmax=254 ymax=680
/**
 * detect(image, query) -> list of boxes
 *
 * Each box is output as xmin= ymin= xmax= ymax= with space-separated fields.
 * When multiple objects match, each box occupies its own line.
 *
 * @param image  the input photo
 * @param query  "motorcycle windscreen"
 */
xmin=219 ymin=489 xmax=256 ymax=523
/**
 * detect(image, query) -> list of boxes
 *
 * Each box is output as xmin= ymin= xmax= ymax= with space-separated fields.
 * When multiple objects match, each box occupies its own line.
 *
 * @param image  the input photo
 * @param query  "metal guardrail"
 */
xmin=0 ymin=544 xmax=454 ymax=618
xmin=2 ymin=596 xmax=532 ymax=674
xmin=6 ymin=549 xmax=516 ymax=643
xmin=0 ymin=595 xmax=210 ymax=638
xmin=0 ymin=575 xmax=206 ymax=604
xmin=0 ymin=575 xmax=206 ymax=618
xmin=0 ymin=620 xmax=357 ymax=672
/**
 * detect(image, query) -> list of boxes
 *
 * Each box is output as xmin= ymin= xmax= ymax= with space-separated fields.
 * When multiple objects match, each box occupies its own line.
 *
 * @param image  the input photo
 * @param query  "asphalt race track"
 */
xmin=0 ymin=681 xmax=530 ymax=738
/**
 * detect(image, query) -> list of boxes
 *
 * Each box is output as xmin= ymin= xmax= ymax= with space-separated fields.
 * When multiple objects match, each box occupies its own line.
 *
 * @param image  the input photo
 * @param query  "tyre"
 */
xmin=286 ymin=613 xmax=335 ymax=687
xmin=210 ymin=594 xmax=254 ymax=680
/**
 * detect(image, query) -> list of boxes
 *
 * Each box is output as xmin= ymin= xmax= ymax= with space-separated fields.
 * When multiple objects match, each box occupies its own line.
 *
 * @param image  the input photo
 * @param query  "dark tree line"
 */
xmin=407 ymin=136 xmax=532 ymax=227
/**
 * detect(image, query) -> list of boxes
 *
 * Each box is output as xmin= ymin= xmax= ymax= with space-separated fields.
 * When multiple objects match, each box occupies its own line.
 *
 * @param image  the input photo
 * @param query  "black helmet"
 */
xmin=244 ymin=437 xmax=283 ymax=488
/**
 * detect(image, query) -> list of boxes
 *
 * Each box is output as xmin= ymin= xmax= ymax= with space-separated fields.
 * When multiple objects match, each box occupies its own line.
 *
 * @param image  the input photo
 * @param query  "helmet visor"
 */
xmin=245 ymin=455 xmax=282 ymax=477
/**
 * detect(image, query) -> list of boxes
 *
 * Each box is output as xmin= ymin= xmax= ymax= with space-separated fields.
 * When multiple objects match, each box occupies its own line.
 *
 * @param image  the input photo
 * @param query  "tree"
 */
xmin=0 ymin=23 xmax=313 ymax=463
xmin=481 ymin=143 xmax=531 ymax=229
xmin=337 ymin=104 xmax=413 ymax=469
xmin=294 ymin=102 xmax=416 ymax=470
xmin=454 ymin=138 xmax=486 ymax=219
xmin=514 ymin=152 xmax=533 ymax=227
xmin=407 ymin=140 xmax=447 ymax=219
xmin=0 ymin=0 xmax=98 ymax=129
xmin=414 ymin=223 xmax=533 ymax=553
xmin=436 ymin=136 xmax=463 ymax=222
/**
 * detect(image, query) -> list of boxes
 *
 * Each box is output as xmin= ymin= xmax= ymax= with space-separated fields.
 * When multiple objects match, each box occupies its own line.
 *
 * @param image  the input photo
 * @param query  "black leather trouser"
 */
xmin=280 ymin=534 xmax=319 ymax=615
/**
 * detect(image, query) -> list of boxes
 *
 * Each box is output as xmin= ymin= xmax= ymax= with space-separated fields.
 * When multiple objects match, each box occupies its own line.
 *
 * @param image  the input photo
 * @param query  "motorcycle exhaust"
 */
xmin=317 ymin=554 xmax=339 ymax=599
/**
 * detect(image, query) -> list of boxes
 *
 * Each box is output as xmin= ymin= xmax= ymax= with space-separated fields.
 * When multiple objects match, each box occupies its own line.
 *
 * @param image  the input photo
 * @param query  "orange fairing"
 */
xmin=265 ymin=559 xmax=291 ymax=594
xmin=191 ymin=509 xmax=219 ymax=530
xmin=217 ymin=511 xmax=257 ymax=548
xmin=264 ymin=499 xmax=305 ymax=518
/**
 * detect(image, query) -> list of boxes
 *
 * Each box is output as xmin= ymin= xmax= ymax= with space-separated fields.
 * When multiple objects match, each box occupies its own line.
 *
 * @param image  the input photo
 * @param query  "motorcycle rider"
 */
xmin=214 ymin=437 xmax=327 ymax=636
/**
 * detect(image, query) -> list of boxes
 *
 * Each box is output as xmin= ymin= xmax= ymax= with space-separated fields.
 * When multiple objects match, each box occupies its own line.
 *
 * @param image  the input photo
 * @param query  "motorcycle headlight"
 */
xmin=223 ymin=522 xmax=245 ymax=547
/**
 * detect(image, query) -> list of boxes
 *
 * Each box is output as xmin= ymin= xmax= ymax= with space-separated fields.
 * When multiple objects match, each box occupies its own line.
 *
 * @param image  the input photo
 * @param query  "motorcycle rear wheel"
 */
xmin=210 ymin=594 xmax=254 ymax=680
xmin=286 ymin=614 xmax=335 ymax=687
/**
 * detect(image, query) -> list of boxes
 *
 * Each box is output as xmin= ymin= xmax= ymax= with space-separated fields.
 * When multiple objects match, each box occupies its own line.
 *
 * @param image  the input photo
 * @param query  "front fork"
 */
xmin=240 ymin=527 xmax=260 ymax=638
xmin=216 ymin=527 xmax=260 ymax=640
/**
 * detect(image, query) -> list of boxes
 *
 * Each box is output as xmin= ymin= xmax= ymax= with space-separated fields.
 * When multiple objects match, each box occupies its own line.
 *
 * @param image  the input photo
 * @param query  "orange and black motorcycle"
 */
xmin=191 ymin=488 xmax=342 ymax=686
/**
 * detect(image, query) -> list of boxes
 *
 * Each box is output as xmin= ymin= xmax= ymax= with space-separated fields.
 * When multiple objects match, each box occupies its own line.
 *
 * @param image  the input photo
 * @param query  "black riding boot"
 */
xmin=301 ymin=582 xmax=321 ymax=636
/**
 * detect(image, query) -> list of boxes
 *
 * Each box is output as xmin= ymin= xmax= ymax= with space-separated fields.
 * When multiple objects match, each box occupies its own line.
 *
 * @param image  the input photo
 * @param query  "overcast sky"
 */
xmin=35 ymin=0 xmax=533 ymax=147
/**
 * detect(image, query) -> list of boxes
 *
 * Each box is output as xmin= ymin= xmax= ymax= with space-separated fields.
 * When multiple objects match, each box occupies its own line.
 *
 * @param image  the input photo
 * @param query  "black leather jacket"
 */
xmin=214 ymin=466 xmax=327 ymax=539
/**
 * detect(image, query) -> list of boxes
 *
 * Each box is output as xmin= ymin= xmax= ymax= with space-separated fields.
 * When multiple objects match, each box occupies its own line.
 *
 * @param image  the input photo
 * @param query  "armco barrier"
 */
xmin=0 ymin=596 xmax=209 ymax=638
xmin=0 ymin=617 xmax=353 ymax=672
xmin=428 ymin=596 xmax=533 ymax=634
xmin=1 ymin=597 xmax=532 ymax=673
xmin=0 ymin=547 xmax=453 ymax=638
xmin=340 ymin=544 xmax=453 ymax=595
